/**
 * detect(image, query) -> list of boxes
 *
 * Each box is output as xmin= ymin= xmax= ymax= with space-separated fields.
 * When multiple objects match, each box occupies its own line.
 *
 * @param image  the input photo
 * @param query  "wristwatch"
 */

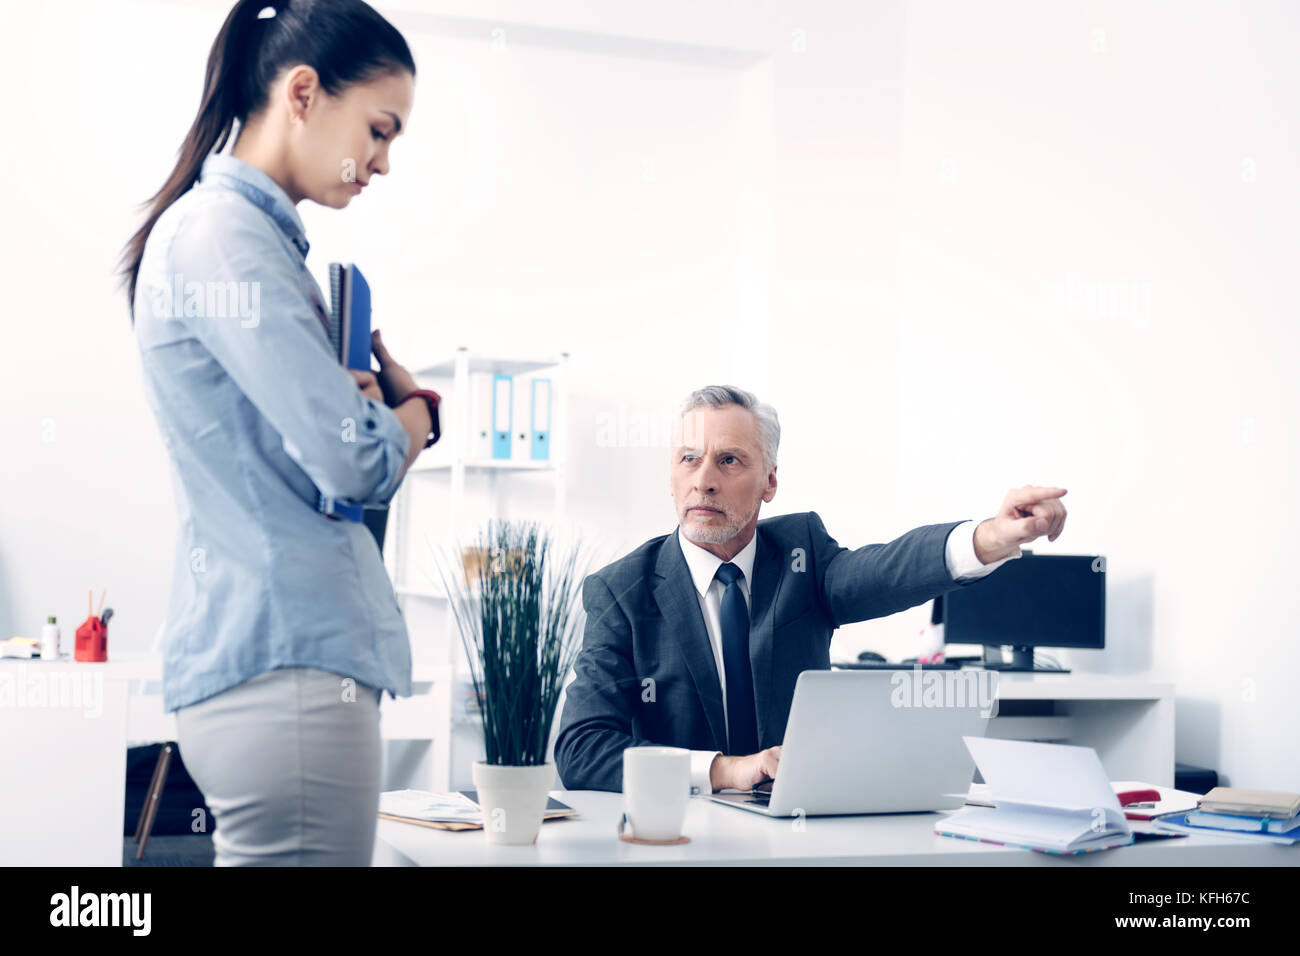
xmin=400 ymin=388 xmax=442 ymax=448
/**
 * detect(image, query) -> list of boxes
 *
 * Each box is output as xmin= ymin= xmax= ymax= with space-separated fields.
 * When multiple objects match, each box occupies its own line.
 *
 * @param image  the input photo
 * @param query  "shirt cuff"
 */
xmin=945 ymin=519 xmax=1021 ymax=581
xmin=357 ymin=398 xmax=413 ymax=509
xmin=691 ymin=750 xmax=722 ymax=794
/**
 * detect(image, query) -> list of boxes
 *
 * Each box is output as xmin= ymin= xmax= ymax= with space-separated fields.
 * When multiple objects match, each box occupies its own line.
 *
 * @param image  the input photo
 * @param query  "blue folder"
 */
xmin=318 ymin=264 xmax=388 ymax=550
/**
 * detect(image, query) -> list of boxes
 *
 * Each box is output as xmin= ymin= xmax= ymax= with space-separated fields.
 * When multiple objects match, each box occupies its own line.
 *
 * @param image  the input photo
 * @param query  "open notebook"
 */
xmin=936 ymin=738 xmax=1134 ymax=855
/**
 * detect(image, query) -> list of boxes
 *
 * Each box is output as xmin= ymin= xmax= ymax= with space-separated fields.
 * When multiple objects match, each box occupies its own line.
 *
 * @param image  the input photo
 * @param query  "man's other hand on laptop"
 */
xmin=710 ymin=746 xmax=782 ymax=792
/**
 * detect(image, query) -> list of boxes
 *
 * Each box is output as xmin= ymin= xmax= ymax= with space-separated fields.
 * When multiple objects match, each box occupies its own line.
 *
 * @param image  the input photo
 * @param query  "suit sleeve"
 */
xmin=553 ymin=574 xmax=646 ymax=792
xmin=808 ymin=511 xmax=978 ymax=626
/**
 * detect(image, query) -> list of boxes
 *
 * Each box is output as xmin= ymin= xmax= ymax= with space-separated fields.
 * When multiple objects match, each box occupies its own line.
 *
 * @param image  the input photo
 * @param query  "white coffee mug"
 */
xmin=622 ymin=746 xmax=691 ymax=842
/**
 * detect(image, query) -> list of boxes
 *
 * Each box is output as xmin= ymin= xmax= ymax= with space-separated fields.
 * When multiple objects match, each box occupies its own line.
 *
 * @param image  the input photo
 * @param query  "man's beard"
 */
xmin=681 ymin=500 xmax=758 ymax=545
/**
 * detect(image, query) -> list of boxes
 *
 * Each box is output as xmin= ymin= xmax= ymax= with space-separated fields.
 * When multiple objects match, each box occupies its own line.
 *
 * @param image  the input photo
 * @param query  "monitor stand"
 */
xmin=979 ymin=644 xmax=1070 ymax=673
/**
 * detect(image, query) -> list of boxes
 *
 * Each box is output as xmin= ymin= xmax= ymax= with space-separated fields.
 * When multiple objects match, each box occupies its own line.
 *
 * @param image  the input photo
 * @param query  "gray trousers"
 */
xmin=175 ymin=666 xmax=382 ymax=866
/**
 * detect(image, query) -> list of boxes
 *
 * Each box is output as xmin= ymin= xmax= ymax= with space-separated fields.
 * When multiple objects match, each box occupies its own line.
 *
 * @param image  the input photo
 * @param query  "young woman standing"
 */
xmin=118 ymin=0 xmax=438 ymax=865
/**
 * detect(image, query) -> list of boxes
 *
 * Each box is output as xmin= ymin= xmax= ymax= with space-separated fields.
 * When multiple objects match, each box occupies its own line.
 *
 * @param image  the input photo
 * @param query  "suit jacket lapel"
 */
xmin=747 ymin=526 xmax=783 ymax=748
xmin=653 ymin=535 xmax=727 ymax=751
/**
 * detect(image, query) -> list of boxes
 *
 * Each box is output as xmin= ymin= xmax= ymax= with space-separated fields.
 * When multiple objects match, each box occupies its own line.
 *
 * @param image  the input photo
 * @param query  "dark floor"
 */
xmin=123 ymin=834 xmax=215 ymax=867
xmin=124 ymin=742 xmax=215 ymax=865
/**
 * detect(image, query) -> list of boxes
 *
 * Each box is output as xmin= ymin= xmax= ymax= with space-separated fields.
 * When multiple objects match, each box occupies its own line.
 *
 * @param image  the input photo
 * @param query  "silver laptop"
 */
xmin=706 ymin=669 xmax=991 ymax=816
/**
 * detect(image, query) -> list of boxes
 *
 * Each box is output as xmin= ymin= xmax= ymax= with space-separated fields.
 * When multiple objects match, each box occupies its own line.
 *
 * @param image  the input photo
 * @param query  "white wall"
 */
xmin=0 ymin=0 xmax=229 ymax=656
xmin=1 ymin=0 xmax=1295 ymax=791
xmin=895 ymin=0 xmax=1300 ymax=789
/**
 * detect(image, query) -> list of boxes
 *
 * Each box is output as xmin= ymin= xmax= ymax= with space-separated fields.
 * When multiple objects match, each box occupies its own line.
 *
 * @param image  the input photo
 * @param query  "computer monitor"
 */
xmin=935 ymin=552 xmax=1105 ymax=671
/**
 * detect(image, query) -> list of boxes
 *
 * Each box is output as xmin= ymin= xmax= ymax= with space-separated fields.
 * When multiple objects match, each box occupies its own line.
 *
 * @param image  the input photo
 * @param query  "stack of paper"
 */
xmin=1 ymin=637 xmax=39 ymax=658
xmin=377 ymin=789 xmax=579 ymax=832
xmin=378 ymin=790 xmax=484 ymax=831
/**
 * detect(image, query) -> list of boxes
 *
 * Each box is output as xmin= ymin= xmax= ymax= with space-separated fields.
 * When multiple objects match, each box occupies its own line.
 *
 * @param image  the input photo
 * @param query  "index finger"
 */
xmin=1007 ymin=486 xmax=1067 ymax=507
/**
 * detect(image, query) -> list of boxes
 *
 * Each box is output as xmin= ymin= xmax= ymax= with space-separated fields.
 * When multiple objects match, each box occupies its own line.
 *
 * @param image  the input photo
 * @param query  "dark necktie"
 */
xmin=715 ymin=562 xmax=759 ymax=756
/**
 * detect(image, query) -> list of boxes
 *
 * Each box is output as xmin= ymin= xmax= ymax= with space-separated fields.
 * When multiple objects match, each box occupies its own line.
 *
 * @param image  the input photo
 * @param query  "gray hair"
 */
xmin=678 ymin=385 xmax=780 ymax=472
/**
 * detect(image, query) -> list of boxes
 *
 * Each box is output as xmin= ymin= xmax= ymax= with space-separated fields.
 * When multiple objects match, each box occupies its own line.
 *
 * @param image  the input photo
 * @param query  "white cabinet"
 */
xmin=382 ymin=349 xmax=569 ymax=791
xmin=986 ymin=674 xmax=1175 ymax=786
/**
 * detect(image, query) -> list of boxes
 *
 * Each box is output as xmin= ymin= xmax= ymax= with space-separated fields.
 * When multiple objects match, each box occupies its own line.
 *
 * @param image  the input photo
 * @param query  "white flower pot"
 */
xmin=471 ymin=761 xmax=556 ymax=845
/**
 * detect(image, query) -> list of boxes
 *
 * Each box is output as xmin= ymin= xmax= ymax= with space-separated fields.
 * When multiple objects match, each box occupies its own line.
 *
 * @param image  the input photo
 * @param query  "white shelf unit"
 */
xmin=383 ymin=348 xmax=569 ymax=791
xmin=985 ymin=674 xmax=1176 ymax=786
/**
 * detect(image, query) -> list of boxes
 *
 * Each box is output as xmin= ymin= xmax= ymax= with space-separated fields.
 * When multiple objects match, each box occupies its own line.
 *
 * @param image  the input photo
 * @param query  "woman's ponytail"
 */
xmin=117 ymin=0 xmax=416 ymax=323
xmin=117 ymin=0 xmax=267 ymax=316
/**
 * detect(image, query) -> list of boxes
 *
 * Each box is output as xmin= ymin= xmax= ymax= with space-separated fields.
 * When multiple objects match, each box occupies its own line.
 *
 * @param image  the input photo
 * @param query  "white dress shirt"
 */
xmin=677 ymin=518 xmax=1018 ymax=793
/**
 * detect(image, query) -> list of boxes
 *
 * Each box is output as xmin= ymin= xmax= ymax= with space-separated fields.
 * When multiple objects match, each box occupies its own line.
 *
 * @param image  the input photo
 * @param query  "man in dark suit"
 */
xmin=554 ymin=385 xmax=1068 ymax=793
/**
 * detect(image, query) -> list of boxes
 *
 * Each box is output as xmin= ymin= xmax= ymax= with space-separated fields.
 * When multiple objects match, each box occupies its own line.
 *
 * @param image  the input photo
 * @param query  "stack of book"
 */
xmin=1 ymin=637 xmax=39 ymax=658
xmin=1154 ymin=787 xmax=1300 ymax=844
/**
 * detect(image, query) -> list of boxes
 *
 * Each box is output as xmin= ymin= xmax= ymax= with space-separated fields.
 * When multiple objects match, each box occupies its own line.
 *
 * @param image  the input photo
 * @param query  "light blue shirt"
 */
xmin=133 ymin=153 xmax=413 ymax=713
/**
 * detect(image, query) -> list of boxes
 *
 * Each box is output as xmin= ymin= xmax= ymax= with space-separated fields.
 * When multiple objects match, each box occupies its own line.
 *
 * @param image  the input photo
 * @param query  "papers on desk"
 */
xmin=960 ymin=772 xmax=1180 ymax=817
xmin=379 ymin=790 xmax=483 ymax=831
xmin=962 ymin=775 xmax=1300 ymax=846
xmin=1 ymin=637 xmax=40 ymax=658
xmin=378 ymin=789 xmax=579 ymax=831
xmin=1109 ymin=780 xmax=1202 ymax=821
xmin=939 ymin=738 xmax=1134 ymax=855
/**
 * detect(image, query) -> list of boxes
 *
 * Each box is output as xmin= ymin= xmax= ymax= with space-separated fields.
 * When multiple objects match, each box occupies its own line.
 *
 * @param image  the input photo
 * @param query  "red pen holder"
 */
xmin=74 ymin=616 xmax=107 ymax=662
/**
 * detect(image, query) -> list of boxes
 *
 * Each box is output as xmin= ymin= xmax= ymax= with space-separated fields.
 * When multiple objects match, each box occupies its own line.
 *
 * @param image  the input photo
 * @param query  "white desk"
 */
xmin=0 ymin=652 xmax=451 ymax=866
xmin=0 ymin=656 xmax=140 ymax=865
xmin=374 ymin=790 xmax=1293 ymax=866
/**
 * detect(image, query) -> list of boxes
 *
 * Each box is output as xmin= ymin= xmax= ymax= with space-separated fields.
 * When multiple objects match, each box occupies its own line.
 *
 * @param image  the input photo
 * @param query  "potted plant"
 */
xmin=437 ymin=521 xmax=587 ymax=844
